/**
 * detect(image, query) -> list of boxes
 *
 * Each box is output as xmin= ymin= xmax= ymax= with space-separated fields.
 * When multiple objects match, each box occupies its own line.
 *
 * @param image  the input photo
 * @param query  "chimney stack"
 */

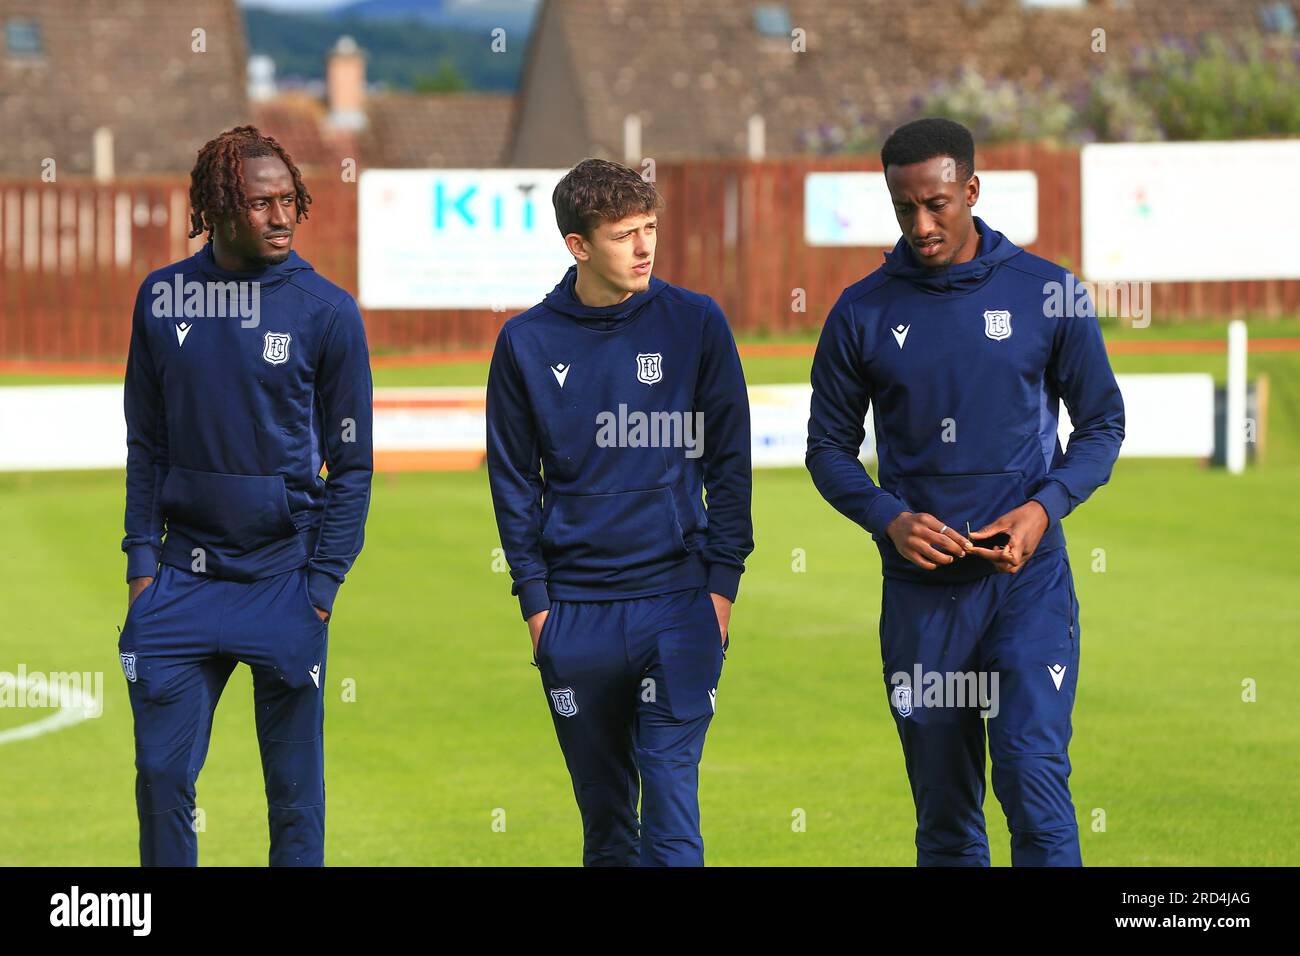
xmin=248 ymin=54 xmax=277 ymax=102
xmin=327 ymin=35 xmax=367 ymax=130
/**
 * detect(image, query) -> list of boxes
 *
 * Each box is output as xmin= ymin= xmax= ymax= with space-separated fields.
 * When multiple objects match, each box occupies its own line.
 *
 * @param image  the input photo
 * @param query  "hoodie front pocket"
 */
xmin=893 ymin=471 xmax=1025 ymax=538
xmin=542 ymin=487 xmax=688 ymax=572
xmin=160 ymin=466 xmax=297 ymax=552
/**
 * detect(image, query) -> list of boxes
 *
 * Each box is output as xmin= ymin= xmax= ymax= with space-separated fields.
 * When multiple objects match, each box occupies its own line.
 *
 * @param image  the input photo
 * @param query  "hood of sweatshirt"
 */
xmin=881 ymin=216 xmax=1022 ymax=296
xmin=193 ymin=240 xmax=315 ymax=294
xmin=542 ymin=264 xmax=670 ymax=330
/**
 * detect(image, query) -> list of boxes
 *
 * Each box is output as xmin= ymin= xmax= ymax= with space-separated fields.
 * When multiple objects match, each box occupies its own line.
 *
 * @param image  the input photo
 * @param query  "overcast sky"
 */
xmin=237 ymin=0 xmax=540 ymax=11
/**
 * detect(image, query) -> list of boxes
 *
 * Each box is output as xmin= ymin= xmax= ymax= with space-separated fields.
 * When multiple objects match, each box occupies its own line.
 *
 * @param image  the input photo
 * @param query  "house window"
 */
xmin=6 ymin=18 xmax=43 ymax=55
xmin=753 ymin=4 xmax=792 ymax=38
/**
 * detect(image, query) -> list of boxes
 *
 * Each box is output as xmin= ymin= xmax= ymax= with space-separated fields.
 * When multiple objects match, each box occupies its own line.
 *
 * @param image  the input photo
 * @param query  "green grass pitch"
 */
xmin=0 ymin=319 xmax=1296 ymax=865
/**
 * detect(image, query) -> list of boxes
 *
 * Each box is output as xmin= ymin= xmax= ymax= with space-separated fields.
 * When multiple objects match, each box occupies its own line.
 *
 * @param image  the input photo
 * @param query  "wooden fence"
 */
xmin=2 ymin=144 xmax=1296 ymax=361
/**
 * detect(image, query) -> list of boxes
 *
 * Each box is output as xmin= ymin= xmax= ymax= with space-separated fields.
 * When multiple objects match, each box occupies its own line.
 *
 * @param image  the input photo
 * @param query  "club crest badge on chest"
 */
xmin=263 ymin=331 xmax=291 ymax=365
xmin=636 ymin=352 xmax=663 ymax=385
xmin=983 ymin=310 xmax=1012 ymax=341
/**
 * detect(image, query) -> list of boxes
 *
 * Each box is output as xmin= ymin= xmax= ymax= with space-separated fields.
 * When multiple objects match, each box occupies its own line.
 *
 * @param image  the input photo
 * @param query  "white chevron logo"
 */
xmin=175 ymin=322 xmax=192 ymax=347
xmin=1048 ymin=663 xmax=1067 ymax=691
xmin=891 ymin=324 xmax=910 ymax=349
xmin=550 ymin=363 xmax=570 ymax=387
xmin=308 ymin=663 xmax=321 ymax=688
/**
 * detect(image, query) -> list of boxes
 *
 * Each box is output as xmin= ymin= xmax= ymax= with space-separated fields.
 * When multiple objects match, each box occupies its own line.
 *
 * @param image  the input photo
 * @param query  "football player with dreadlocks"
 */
xmin=118 ymin=126 xmax=373 ymax=866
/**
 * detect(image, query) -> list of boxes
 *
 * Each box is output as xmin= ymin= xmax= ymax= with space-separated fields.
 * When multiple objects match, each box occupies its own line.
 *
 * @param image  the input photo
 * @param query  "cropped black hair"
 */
xmin=881 ymin=118 xmax=976 ymax=182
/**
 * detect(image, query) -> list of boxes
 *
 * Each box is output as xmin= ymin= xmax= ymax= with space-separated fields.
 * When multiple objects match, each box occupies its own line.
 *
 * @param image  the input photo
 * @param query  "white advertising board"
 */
xmin=805 ymin=170 xmax=1039 ymax=247
xmin=358 ymin=169 xmax=575 ymax=309
xmin=0 ymin=375 xmax=1216 ymax=472
xmin=1082 ymin=140 xmax=1300 ymax=281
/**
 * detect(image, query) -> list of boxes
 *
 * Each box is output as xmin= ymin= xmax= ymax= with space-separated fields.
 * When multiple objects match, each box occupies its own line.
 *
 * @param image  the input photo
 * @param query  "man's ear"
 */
xmin=966 ymin=174 xmax=980 ymax=207
xmin=565 ymin=232 xmax=590 ymax=262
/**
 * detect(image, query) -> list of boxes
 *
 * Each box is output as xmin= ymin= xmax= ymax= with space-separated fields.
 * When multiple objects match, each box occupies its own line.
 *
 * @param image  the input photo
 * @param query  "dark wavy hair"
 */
xmin=187 ymin=125 xmax=312 ymax=240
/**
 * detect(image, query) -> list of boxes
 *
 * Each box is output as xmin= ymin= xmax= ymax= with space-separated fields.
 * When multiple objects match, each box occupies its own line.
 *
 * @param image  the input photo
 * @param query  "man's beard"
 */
xmin=250 ymin=248 xmax=291 ymax=267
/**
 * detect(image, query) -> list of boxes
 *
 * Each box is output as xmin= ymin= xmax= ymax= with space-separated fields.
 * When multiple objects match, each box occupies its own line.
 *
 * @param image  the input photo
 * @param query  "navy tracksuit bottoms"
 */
xmin=879 ymin=547 xmax=1082 ymax=867
xmin=533 ymin=586 xmax=726 ymax=867
xmin=117 ymin=563 xmax=329 ymax=866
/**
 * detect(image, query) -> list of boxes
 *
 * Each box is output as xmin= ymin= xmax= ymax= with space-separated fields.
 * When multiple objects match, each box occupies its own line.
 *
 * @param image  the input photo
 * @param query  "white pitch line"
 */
xmin=0 ymin=674 xmax=98 ymax=746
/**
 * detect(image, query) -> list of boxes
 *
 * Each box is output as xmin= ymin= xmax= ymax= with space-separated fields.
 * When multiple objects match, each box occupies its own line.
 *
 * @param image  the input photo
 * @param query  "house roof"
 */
xmin=358 ymin=92 xmax=517 ymax=168
xmin=0 ymin=0 xmax=248 ymax=176
xmin=252 ymin=93 xmax=360 ymax=172
xmin=509 ymin=0 xmax=1271 ymax=161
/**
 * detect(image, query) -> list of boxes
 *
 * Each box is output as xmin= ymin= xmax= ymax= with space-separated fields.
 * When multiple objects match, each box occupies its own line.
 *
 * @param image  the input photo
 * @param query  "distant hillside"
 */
xmin=242 ymin=5 xmax=534 ymax=91
xmin=339 ymin=0 xmax=539 ymax=34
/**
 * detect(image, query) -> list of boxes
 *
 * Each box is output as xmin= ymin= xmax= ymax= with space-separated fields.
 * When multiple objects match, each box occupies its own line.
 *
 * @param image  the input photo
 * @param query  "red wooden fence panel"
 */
xmin=1 ymin=145 xmax=1296 ymax=363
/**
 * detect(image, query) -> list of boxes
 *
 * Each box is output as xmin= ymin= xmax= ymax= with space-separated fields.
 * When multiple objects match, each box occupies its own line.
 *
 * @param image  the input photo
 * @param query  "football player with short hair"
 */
xmin=486 ymin=158 xmax=753 ymax=866
xmin=807 ymin=118 xmax=1124 ymax=866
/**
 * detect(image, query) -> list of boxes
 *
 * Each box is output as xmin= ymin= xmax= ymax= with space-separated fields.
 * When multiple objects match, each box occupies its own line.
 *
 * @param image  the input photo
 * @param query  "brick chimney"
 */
xmin=327 ymin=35 xmax=366 ymax=130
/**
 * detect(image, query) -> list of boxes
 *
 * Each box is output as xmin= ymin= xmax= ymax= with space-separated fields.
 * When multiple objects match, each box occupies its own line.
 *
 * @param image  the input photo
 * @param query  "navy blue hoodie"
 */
xmin=806 ymin=217 xmax=1124 ymax=583
xmin=486 ymin=265 xmax=754 ymax=619
xmin=122 ymin=242 xmax=373 ymax=612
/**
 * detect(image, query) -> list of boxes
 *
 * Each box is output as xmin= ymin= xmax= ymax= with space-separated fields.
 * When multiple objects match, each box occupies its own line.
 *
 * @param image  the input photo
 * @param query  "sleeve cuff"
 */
xmin=864 ymin=493 xmax=908 ymax=537
xmin=125 ymin=545 xmax=160 ymax=582
xmin=1031 ymin=479 xmax=1073 ymax=527
xmin=706 ymin=564 xmax=743 ymax=602
xmin=517 ymin=579 xmax=551 ymax=620
xmin=307 ymin=569 xmax=343 ymax=614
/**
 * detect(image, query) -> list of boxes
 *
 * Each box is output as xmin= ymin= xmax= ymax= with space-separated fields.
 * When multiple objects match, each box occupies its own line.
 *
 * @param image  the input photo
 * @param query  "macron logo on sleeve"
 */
xmin=891 ymin=324 xmax=910 ymax=349
xmin=550 ymin=363 xmax=570 ymax=388
xmin=175 ymin=322 xmax=192 ymax=347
